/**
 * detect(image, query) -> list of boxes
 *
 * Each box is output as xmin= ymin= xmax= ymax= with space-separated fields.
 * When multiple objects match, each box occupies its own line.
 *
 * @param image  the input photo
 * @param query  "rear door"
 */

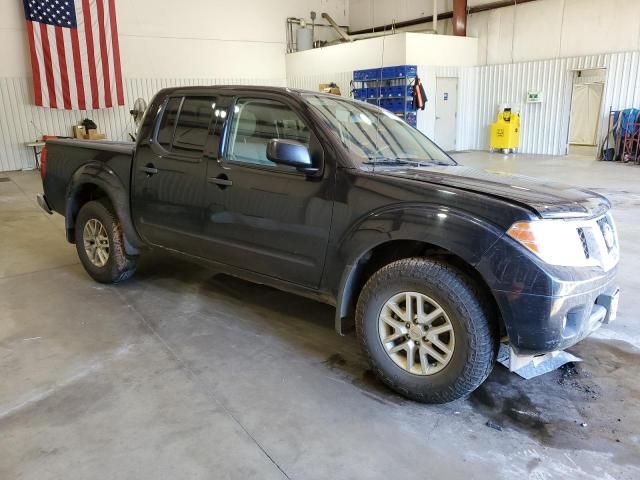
xmin=132 ymin=94 xmax=217 ymax=255
xmin=202 ymin=93 xmax=334 ymax=288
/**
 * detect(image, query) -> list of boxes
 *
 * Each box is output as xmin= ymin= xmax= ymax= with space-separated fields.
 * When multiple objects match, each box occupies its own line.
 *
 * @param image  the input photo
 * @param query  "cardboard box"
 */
xmin=84 ymin=129 xmax=106 ymax=140
xmin=319 ymin=83 xmax=341 ymax=96
xmin=73 ymin=125 xmax=86 ymax=139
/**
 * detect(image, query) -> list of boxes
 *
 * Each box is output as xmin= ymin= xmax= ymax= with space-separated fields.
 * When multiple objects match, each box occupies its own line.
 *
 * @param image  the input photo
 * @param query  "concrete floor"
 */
xmin=1 ymin=152 xmax=639 ymax=480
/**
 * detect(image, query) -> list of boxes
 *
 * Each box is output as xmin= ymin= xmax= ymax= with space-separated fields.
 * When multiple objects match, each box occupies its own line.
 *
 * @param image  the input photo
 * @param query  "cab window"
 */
xmin=227 ymin=98 xmax=310 ymax=166
xmin=156 ymin=96 xmax=216 ymax=156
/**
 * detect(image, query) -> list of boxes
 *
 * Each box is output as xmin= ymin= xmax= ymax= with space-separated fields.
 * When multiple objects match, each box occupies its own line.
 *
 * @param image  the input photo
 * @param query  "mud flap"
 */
xmin=497 ymin=344 xmax=582 ymax=380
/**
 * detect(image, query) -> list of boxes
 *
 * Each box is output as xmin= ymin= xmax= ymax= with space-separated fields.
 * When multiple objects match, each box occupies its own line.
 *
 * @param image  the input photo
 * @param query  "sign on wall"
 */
xmin=526 ymin=89 xmax=543 ymax=103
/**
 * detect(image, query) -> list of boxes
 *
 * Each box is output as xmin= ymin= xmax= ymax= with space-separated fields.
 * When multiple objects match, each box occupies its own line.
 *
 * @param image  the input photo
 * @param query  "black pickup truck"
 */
xmin=38 ymin=86 xmax=620 ymax=403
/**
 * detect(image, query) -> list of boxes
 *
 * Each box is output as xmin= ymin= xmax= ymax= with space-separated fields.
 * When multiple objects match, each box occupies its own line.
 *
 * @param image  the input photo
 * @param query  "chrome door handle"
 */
xmin=140 ymin=164 xmax=158 ymax=175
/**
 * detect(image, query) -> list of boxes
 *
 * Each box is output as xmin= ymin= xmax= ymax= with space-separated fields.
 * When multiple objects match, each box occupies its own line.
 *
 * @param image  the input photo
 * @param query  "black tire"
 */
xmin=355 ymin=257 xmax=498 ymax=403
xmin=75 ymin=200 xmax=137 ymax=283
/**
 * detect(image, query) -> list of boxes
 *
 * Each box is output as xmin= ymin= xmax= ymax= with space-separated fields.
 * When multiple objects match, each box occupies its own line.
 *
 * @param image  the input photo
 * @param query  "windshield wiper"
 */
xmin=363 ymin=157 xmax=412 ymax=166
xmin=364 ymin=156 xmax=452 ymax=167
xmin=410 ymin=159 xmax=452 ymax=166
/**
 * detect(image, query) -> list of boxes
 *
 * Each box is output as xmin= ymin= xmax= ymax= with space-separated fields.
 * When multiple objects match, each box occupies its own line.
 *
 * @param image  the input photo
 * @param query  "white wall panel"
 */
xmin=1 ymin=0 xmax=348 ymax=78
xmin=0 ymin=76 xmax=285 ymax=172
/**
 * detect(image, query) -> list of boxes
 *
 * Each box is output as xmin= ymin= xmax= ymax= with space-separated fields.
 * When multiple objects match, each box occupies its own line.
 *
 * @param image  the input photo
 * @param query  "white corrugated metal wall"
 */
xmin=461 ymin=51 xmax=640 ymax=155
xmin=0 ymin=76 xmax=285 ymax=172
xmin=286 ymin=50 xmax=640 ymax=156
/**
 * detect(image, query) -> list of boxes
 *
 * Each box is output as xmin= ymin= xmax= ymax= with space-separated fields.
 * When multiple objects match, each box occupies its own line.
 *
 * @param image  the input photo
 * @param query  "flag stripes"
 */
xmin=23 ymin=0 xmax=124 ymax=110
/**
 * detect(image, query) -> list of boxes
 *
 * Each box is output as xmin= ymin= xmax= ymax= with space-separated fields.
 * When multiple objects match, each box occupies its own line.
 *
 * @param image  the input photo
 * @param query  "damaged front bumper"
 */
xmin=493 ymin=281 xmax=620 ymax=356
xmin=496 ymin=285 xmax=619 ymax=379
xmin=477 ymin=230 xmax=620 ymax=356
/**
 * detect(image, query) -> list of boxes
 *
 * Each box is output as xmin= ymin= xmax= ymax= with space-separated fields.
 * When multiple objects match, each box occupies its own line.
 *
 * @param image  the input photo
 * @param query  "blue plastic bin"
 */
xmin=381 ymin=65 xmax=417 ymax=79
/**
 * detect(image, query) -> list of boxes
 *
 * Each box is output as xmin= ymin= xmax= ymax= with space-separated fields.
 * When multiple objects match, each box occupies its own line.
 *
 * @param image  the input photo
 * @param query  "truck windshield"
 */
xmin=305 ymin=94 xmax=456 ymax=168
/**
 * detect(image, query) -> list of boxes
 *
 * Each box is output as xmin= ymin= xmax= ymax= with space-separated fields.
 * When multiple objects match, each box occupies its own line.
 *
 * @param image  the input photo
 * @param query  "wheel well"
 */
xmin=339 ymin=240 xmax=504 ymax=335
xmin=66 ymin=183 xmax=110 ymax=242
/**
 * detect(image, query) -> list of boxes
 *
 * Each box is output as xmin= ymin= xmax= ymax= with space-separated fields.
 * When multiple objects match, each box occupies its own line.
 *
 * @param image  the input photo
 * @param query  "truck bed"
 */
xmin=48 ymin=138 xmax=135 ymax=155
xmin=43 ymin=139 xmax=136 ymax=217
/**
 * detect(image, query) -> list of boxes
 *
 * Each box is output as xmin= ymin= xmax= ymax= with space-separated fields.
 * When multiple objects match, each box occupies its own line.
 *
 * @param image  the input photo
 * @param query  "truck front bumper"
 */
xmin=492 ymin=280 xmax=619 ymax=355
xmin=477 ymin=230 xmax=620 ymax=356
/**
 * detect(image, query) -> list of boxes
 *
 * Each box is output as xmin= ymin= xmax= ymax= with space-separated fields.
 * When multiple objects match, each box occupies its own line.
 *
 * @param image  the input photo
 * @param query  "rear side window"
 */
xmin=172 ymin=97 xmax=216 ymax=154
xmin=156 ymin=96 xmax=216 ymax=155
xmin=157 ymin=97 xmax=181 ymax=148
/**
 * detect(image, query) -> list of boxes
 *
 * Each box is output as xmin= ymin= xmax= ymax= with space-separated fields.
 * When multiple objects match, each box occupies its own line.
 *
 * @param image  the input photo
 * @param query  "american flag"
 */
xmin=22 ymin=0 xmax=124 ymax=110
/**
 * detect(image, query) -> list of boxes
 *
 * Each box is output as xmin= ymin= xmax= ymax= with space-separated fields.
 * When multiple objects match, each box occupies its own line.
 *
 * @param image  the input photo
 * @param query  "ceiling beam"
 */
xmin=348 ymin=0 xmax=538 ymax=36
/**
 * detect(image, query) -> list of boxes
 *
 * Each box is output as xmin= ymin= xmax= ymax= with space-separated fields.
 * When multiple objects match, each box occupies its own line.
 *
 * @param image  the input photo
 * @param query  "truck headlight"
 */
xmin=507 ymin=219 xmax=596 ymax=267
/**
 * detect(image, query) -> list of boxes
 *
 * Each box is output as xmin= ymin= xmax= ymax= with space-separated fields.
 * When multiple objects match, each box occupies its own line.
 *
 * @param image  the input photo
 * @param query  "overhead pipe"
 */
xmin=452 ymin=0 xmax=467 ymax=36
xmin=433 ymin=0 xmax=438 ymax=34
xmin=321 ymin=12 xmax=353 ymax=42
xmin=349 ymin=0 xmax=538 ymax=36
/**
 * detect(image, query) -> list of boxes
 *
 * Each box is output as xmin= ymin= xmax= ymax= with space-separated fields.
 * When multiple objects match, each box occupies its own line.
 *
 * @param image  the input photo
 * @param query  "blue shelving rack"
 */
xmin=352 ymin=65 xmax=418 ymax=127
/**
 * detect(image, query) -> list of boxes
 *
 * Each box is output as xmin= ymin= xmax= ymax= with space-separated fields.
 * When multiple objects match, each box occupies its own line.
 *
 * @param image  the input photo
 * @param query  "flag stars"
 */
xmin=26 ymin=0 xmax=76 ymax=28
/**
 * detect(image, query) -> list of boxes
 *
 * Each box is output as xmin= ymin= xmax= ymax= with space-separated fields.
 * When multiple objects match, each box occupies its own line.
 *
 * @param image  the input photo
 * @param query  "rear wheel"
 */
xmin=355 ymin=257 xmax=498 ymax=403
xmin=75 ymin=200 xmax=137 ymax=283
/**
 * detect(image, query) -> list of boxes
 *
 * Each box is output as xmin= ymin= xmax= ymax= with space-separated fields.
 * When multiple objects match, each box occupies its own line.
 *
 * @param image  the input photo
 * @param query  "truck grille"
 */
xmin=575 ymin=213 xmax=619 ymax=271
xmin=577 ymin=227 xmax=590 ymax=258
xmin=596 ymin=216 xmax=616 ymax=253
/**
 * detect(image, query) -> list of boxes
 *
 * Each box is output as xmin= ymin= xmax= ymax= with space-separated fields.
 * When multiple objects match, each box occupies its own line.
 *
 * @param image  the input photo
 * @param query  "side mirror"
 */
xmin=266 ymin=139 xmax=317 ymax=174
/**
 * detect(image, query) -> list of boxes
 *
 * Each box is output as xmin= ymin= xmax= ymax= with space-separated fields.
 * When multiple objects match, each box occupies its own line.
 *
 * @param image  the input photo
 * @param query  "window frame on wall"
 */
xmin=154 ymin=94 xmax=217 ymax=161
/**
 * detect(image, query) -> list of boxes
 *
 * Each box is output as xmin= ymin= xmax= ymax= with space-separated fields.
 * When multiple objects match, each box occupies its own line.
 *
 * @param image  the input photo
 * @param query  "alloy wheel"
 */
xmin=83 ymin=218 xmax=110 ymax=267
xmin=378 ymin=291 xmax=455 ymax=375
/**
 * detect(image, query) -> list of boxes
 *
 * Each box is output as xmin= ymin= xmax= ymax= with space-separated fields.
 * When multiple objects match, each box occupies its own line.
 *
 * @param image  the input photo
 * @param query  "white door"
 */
xmin=569 ymin=82 xmax=604 ymax=145
xmin=435 ymin=77 xmax=458 ymax=151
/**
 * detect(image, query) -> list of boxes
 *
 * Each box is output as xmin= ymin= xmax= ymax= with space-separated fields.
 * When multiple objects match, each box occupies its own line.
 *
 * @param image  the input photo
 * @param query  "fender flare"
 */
xmin=332 ymin=204 xmax=503 ymax=334
xmin=65 ymin=162 xmax=144 ymax=255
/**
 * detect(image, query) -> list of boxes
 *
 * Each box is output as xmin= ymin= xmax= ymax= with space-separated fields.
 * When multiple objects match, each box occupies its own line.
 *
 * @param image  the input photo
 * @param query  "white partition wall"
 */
xmin=285 ymin=33 xmax=478 ymax=77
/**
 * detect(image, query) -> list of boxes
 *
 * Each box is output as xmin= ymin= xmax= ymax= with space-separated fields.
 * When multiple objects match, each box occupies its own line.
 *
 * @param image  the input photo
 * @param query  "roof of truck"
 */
xmin=154 ymin=85 xmax=337 ymax=98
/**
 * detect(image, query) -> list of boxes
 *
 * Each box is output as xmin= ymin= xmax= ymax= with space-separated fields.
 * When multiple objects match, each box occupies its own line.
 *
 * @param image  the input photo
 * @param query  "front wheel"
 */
xmin=75 ymin=200 xmax=137 ymax=283
xmin=355 ymin=258 xmax=498 ymax=403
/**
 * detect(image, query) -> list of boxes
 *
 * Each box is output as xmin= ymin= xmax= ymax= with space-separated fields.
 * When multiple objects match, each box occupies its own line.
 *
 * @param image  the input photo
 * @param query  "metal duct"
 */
xmin=321 ymin=12 xmax=352 ymax=42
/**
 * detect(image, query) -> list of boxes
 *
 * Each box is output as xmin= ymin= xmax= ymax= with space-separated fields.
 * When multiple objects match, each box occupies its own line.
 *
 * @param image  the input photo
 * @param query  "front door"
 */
xmin=203 ymin=94 xmax=333 ymax=288
xmin=132 ymin=95 xmax=217 ymax=256
xmin=434 ymin=77 xmax=458 ymax=151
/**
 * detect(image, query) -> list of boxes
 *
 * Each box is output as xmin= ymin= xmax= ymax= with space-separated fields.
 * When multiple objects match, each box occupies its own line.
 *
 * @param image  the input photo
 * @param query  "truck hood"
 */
xmin=377 ymin=165 xmax=610 ymax=219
